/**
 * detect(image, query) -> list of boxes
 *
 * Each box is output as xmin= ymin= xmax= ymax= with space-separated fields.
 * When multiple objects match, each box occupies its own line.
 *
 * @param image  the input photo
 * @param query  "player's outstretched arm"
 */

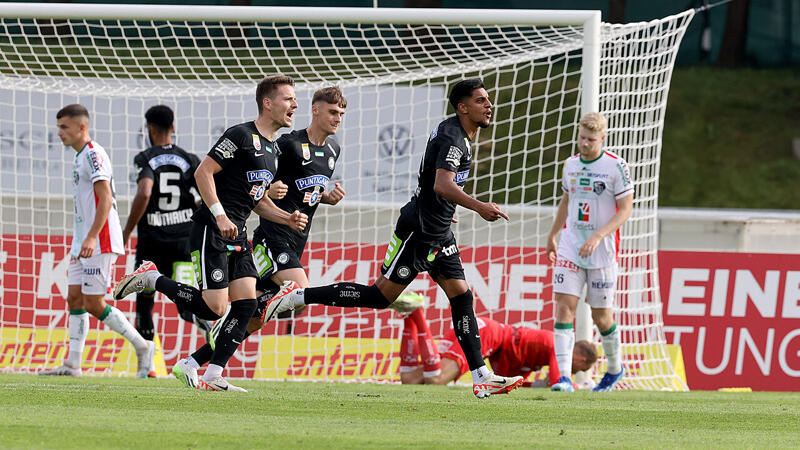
xmin=122 ymin=177 xmax=153 ymax=246
xmin=195 ymin=156 xmax=238 ymax=239
xmin=253 ymin=196 xmax=308 ymax=231
xmin=433 ymin=168 xmax=508 ymax=222
xmin=546 ymin=193 xmax=569 ymax=263
xmin=321 ymin=182 xmax=345 ymax=205
xmin=578 ymin=193 xmax=633 ymax=258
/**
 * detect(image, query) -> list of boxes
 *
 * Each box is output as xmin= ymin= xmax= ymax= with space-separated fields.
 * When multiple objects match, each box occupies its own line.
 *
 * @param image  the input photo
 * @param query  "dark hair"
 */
xmin=145 ymin=105 xmax=174 ymax=133
xmin=56 ymin=104 xmax=89 ymax=120
xmin=448 ymin=79 xmax=485 ymax=111
xmin=256 ymin=75 xmax=295 ymax=114
xmin=312 ymin=86 xmax=347 ymax=108
xmin=574 ymin=340 xmax=598 ymax=366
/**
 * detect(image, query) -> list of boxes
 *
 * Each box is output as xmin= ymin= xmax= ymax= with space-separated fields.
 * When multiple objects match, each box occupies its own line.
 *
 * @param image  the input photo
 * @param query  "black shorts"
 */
xmin=379 ymin=224 xmax=465 ymax=284
xmin=136 ymin=238 xmax=191 ymax=281
xmin=252 ymin=228 xmax=304 ymax=292
xmin=189 ymin=222 xmax=257 ymax=290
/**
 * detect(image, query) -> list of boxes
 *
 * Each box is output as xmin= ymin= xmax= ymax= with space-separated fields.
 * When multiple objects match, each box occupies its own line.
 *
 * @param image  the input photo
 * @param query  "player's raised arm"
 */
xmin=194 ymin=156 xmax=237 ymax=239
xmin=433 ymin=169 xmax=508 ymax=222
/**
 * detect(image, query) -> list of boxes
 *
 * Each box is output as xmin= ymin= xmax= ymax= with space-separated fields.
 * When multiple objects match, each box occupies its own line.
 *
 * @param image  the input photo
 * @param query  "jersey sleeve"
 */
xmin=613 ymin=158 xmax=634 ymax=199
xmin=560 ymin=160 xmax=569 ymax=193
xmin=433 ymin=134 xmax=462 ymax=173
xmin=207 ymin=127 xmax=245 ymax=169
xmin=87 ymin=147 xmax=112 ymax=183
xmin=133 ymin=152 xmax=153 ymax=182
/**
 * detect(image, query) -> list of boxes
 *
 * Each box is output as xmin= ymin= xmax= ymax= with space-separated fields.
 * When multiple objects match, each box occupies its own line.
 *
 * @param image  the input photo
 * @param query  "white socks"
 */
xmin=601 ymin=323 xmax=622 ymax=374
xmin=470 ymin=365 xmax=491 ymax=384
xmin=186 ymin=356 xmax=200 ymax=370
xmin=292 ymin=289 xmax=306 ymax=308
xmin=100 ymin=305 xmax=148 ymax=353
xmin=66 ymin=310 xmax=89 ymax=368
xmin=204 ymin=363 xmax=223 ymax=380
xmin=144 ymin=270 xmax=162 ymax=290
xmin=554 ymin=323 xmax=575 ymax=379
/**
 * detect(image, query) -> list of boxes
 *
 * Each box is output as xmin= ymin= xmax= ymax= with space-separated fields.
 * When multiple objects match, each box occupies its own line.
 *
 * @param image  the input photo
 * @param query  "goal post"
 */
xmin=0 ymin=3 xmax=692 ymax=390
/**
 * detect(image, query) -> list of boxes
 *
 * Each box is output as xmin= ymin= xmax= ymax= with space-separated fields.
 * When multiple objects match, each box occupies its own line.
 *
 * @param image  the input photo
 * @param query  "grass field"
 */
xmin=1 ymin=374 xmax=798 ymax=449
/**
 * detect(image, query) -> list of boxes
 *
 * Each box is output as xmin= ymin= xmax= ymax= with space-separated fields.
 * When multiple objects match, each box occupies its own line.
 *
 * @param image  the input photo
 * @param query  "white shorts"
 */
xmin=67 ymin=253 xmax=117 ymax=296
xmin=552 ymin=257 xmax=617 ymax=309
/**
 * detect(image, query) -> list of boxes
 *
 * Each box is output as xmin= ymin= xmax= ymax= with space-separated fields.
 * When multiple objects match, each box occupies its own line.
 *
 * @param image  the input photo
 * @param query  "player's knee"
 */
xmin=448 ymin=289 xmax=473 ymax=308
xmin=368 ymin=284 xmax=392 ymax=309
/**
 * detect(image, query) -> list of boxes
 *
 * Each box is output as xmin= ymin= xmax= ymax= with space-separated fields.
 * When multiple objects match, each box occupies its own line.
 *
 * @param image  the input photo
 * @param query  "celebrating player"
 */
xmin=171 ymin=86 xmax=348 ymax=385
xmin=114 ymin=76 xmax=308 ymax=391
xmin=263 ymin=79 xmax=525 ymax=398
xmin=547 ymin=112 xmax=633 ymax=392
xmin=121 ymin=105 xmax=212 ymax=354
xmin=398 ymin=307 xmax=597 ymax=388
xmin=40 ymin=104 xmax=155 ymax=377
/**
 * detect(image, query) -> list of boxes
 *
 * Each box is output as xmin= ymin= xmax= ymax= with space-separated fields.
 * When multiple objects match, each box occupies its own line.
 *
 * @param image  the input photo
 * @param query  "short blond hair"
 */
xmin=579 ymin=112 xmax=607 ymax=133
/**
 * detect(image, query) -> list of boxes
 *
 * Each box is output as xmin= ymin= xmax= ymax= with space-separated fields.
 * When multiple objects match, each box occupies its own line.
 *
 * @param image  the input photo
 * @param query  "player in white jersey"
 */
xmin=546 ymin=112 xmax=633 ymax=392
xmin=40 ymin=104 xmax=154 ymax=378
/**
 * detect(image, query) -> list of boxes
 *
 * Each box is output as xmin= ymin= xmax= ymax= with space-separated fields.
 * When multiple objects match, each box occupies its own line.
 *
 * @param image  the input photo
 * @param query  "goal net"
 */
xmin=0 ymin=4 xmax=692 ymax=390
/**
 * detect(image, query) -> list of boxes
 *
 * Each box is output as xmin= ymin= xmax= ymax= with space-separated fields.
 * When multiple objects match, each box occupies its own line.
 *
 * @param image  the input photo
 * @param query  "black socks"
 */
xmin=304 ymin=283 xmax=390 ymax=309
xmin=155 ymin=276 xmax=221 ymax=321
xmin=448 ymin=289 xmax=484 ymax=371
xmin=209 ymin=299 xmax=257 ymax=367
xmin=135 ymin=293 xmax=155 ymax=341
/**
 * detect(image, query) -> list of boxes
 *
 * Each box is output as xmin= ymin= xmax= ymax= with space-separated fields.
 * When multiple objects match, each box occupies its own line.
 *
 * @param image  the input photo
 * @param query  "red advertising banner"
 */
xmin=660 ymin=251 xmax=800 ymax=391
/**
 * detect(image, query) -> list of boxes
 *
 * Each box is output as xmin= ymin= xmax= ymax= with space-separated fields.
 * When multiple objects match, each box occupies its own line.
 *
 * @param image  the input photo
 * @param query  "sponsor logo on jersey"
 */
xmin=314 ymin=151 xmax=324 ymax=157
xmin=454 ymin=170 xmax=470 ymax=184
xmin=302 ymin=143 xmax=311 ymax=160
xmin=252 ymin=134 xmax=261 ymax=151
xmin=148 ymin=153 xmax=190 ymax=172
xmin=303 ymin=187 xmax=322 ymax=207
xmin=580 ymin=178 xmax=590 ymax=186
xmin=214 ymin=138 xmax=237 ymax=159
xmin=617 ymin=162 xmax=632 ymax=186
xmin=593 ymin=180 xmax=606 ymax=195
xmin=328 ymin=157 xmax=335 ymax=171
xmin=578 ymin=202 xmax=590 ymax=222
xmin=249 ymin=183 xmax=266 ymax=201
xmin=446 ymin=146 xmax=462 ymax=167
xmin=88 ymin=149 xmax=103 ymax=173
xmin=295 ymin=174 xmax=330 ymax=191
xmin=247 ymin=169 xmax=274 ymax=184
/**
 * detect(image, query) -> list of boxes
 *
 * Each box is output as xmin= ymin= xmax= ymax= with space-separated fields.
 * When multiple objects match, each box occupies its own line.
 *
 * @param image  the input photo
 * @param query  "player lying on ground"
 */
xmin=262 ymin=79 xmax=525 ymax=398
xmin=397 ymin=305 xmax=597 ymax=388
xmin=547 ymin=112 xmax=633 ymax=393
xmin=41 ymin=104 xmax=154 ymax=378
xmin=171 ymin=86 xmax=348 ymax=388
xmin=114 ymin=76 xmax=308 ymax=392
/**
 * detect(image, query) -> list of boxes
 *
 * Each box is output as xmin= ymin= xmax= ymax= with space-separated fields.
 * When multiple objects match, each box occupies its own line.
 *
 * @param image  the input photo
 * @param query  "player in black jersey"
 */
xmin=121 ymin=105 xmax=212 ymax=355
xmin=263 ymin=79 xmax=524 ymax=398
xmin=175 ymin=86 xmax=348 ymax=373
xmin=115 ymin=75 xmax=308 ymax=392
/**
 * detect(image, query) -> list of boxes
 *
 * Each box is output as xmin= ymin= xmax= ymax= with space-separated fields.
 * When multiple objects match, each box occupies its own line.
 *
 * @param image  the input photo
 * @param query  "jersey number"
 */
xmin=158 ymin=172 xmax=181 ymax=211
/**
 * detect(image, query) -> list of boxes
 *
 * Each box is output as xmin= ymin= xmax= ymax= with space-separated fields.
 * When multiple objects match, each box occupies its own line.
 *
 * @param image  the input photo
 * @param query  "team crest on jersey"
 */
xmin=295 ymin=174 xmax=329 ymax=191
xmin=578 ymin=202 xmax=590 ymax=222
xmin=247 ymin=170 xmax=274 ymax=184
xmin=252 ymin=134 xmax=261 ymax=151
xmin=302 ymin=143 xmax=311 ymax=160
xmin=454 ymin=170 xmax=470 ymax=184
xmin=328 ymin=157 xmax=335 ymax=171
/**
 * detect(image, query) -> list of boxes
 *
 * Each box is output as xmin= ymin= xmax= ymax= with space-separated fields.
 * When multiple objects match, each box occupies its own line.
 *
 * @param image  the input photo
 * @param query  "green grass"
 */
xmin=1 ymin=374 xmax=799 ymax=449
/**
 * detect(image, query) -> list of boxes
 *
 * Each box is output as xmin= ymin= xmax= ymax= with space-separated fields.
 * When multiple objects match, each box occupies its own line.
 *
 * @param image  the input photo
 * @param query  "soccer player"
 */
xmin=263 ymin=79 xmax=525 ymax=398
xmin=121 ymin=105 xmax=212 ymax=353
xmin=40 ymin=104 xmax=155 ymax=377
xmin=546 ymin=112 xmax=633 ymax=392
xmin=114 ymin=76 xmax=308 ymax=391
xmin=171 ymin=86 xmax=348 ymax=385
xmin=398 ymin=308 xmax=597 ymax=388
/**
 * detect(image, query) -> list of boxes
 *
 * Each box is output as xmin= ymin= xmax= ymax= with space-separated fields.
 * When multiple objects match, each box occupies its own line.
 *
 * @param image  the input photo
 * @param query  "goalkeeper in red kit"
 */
xmin=398 ymin=307 xmax=597 ymax=388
